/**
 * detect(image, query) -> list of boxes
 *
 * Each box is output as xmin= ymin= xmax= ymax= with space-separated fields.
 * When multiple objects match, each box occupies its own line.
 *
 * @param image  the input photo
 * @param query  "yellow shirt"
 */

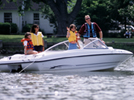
xmin=30 ymin=32 xmax=43 ymax=46
xmin=68 ymin=31 xmax=77 ymax=42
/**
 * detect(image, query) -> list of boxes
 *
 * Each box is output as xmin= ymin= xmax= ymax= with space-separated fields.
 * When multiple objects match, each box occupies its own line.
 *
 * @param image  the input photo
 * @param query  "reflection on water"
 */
xmin=0 ymin=56 xmax=134 ymax=100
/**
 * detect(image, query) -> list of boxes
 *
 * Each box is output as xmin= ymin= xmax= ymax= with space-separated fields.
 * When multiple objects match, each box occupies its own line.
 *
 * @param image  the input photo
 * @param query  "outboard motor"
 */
xmin=8 ymin=65 xmax=24 ymax=73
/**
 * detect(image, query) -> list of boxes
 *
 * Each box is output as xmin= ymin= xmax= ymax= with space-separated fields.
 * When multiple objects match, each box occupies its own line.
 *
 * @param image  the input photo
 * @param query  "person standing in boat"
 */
xmin=30 ymin=24 xmax=45 ymax=52
xmin=78 ymin=15 xmax=104 ymax=45
xmin=66 ymin=24 xmax=80 ymax=50
xmin=21 ymin=32 xmax=38 ymax=55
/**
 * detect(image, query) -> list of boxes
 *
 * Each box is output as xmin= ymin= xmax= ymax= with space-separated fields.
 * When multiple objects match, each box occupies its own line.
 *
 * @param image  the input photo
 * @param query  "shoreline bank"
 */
xmin=0 ymin=41 xmax=134 ymax=54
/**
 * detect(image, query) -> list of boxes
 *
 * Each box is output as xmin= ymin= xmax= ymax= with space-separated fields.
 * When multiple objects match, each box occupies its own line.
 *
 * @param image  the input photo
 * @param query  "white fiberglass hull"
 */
xmin=0 ymin=50 xmax=132 ymax=72
xmin=23 ymin=53 xmax=132 ymax=72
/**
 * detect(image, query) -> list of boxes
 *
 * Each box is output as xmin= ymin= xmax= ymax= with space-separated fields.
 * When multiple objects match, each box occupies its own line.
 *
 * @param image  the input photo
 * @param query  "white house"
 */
xmin=0 ymin=0 xmax=54 ymax=34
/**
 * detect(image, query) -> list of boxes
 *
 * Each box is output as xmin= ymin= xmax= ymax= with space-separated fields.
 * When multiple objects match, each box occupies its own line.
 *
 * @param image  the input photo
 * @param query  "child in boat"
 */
xmin=66 ymin=24 xmax=80 ymax=50
xmin=21 ymin=32 xmax=38 ymax=55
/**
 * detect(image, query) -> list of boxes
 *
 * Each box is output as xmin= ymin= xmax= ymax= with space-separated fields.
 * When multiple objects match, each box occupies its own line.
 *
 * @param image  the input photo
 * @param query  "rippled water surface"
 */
xmin=0 ymin=55 xmax=134 ymax=100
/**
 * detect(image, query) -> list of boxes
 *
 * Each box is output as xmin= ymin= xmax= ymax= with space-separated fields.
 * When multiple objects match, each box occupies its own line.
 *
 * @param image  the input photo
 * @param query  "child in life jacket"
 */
xmin=21 ymin=32 xmax=38 ymax=55
xmin=66 ymin=24 xmax=80 ymax=50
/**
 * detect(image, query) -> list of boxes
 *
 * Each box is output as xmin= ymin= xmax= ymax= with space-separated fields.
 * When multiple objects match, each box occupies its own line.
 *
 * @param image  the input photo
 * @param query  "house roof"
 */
xmin=0 ymin=0 xmax=42 ymax=11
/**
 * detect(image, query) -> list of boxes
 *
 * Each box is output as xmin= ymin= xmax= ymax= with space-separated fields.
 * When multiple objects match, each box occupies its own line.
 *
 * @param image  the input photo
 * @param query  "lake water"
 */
xmin=0 ymin=55 xmax=134 ymax=100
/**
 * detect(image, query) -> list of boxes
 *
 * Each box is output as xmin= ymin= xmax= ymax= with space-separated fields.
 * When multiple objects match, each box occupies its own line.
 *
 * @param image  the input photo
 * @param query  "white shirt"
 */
xmin=24 ymin=41 xmax=28 ymax=46
xmin=33 ymin=32 xmax=44 ymax=37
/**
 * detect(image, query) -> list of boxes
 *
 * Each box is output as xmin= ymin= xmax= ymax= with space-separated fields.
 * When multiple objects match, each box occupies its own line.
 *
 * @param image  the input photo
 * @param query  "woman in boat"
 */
xmin=66 ymin=24 xmax=80 ymax=50
xmin=21 ymin=32 xmax=38 ymax=55
xmin=30 ymin=24 xmax=45 ymax=53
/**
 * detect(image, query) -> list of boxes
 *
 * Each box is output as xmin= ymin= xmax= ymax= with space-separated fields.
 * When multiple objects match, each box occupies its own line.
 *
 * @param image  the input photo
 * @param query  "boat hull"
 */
xmin=0 ymin=53 xmax=131 ymax=72
xmin=23 ymin=54 xmax=132 ymax=72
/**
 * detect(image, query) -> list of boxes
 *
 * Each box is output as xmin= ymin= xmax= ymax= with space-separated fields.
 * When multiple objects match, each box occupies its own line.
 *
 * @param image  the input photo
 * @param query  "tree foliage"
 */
xmin=107 ymin=0 xmax=134 ymax=30
xmin=1 ymin=0 xmax=82 ymax=36
xmin=75 ymin=0 xmax=134 ymax=37
xmin=1 ymin=0 xmax=134 ymax=36
xmin=75 ymin=0 xmax=111 ymax=36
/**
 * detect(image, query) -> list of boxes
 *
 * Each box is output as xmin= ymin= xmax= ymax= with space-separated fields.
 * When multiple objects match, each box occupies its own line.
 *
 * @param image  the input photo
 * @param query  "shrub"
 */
xmin=10 ymin=23 xmax=18 ymax=33
xmin=22 ymin=24 xmax=45 ymax=35
xmin=22 ymin=24 xmax=33 ymax=32
xmin=0 ymin=23 xmax=10 ymax=34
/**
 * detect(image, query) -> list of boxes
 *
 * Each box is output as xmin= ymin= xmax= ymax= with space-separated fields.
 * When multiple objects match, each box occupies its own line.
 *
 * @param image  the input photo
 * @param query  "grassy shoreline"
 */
xmin=0 ymin=35 xmax=134 ymax=43
xmin=0 ymin=35 xmax=134 ymax=54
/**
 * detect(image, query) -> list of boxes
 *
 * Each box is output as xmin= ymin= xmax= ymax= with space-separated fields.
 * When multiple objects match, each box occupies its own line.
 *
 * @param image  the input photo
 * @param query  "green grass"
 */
xmin=103 ymin=38 xmax=134 ymax=43
xmin=45 ymin=37 xmax=67 ymax=42
xmin=0 ymin=35 xmax=134 ymax=43
xmin=0 ymin=35 xmax=24 ymax=42
xmin=0 ymin=35 xmax=67 ymax=43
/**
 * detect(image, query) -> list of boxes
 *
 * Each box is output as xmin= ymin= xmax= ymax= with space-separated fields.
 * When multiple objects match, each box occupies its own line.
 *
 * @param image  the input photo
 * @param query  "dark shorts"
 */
xmin=34 ymin=46 xmax=43 ymax=52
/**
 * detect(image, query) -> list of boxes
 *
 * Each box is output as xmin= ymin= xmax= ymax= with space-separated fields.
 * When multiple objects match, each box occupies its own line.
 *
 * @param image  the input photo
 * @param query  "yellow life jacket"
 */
xmin=30 ymin=32 xmax=43 ymax=46
xmin=68 ymin=31 xmax=77 ymax=42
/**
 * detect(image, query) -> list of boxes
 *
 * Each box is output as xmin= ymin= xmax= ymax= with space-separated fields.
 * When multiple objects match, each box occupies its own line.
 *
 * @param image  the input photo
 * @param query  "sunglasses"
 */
xmin=36 ymin=27 xmax=39 ymax=28
xmin=85 ymin=18 xmax=90 ymax=20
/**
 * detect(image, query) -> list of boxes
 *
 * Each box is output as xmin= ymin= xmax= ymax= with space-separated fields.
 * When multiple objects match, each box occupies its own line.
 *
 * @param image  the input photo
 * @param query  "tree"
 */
xmin=0 ymin=0 xmax=2 ymax=5
xmin=44 ymin=0 xmax=82 ymax=36
xmin=107 ymin=0 xmax=134 ymax=30
xmin=22 ymin=0 xmax=82 ymax=36
xmin=1 ymin=0 xmax=82 ymax=36
xmin=75 ymin=0 xmax=134 ymax=37
xmin=118 ymin=0 xmax=134 ymax=29
xmin=39 ymin=0 xmax=77 ymax=34
xmin=75 ymin=0 xmax=111 ymax=37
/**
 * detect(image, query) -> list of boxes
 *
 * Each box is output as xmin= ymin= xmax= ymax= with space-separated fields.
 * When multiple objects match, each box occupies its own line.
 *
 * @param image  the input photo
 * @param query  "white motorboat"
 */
xmin=0 ymin=38 xmax=133 ymax=73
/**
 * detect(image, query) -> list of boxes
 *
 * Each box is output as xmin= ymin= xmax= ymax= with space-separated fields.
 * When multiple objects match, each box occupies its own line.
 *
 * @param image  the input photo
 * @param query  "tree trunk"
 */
xmin=46 ymin=0 xmax=82 ymax=36
xmin=56 ymin=18 xmax=67 ymax=36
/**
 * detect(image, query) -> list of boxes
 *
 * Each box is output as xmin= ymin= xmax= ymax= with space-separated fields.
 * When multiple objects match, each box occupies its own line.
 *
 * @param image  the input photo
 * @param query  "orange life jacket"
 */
xmin=21 ymin=38 xmax=34 ymax=50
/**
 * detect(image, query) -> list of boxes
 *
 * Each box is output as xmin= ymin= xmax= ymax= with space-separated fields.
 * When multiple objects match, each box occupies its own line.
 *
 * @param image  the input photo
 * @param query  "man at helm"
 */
xmin=78 ymin=15 xmax=104 ymax=45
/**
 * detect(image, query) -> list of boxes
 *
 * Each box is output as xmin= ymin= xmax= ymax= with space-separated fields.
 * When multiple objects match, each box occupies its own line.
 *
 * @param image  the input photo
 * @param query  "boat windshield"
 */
xmin=45 ymin=39 xmax=107 ymax=52
xmin=45 ymin=40 xmax=69 ymax=51
xmin=84 ymin=39 xmax=108 ymax=49
xmin=45 ymin=40 xmax=84 ymax=52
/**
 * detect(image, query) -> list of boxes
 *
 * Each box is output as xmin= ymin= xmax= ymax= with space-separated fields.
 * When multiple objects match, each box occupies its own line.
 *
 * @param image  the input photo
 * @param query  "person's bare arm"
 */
xmin=99 ymin=31 xmax=103 ymax=40
xmin=66 ymin=27 xmax=70 ymax=38
xmin=99 ymin=31 xmax=105 ymax=44
xmin=76 ymin=41 xmax=80 ymax=49
xmin=42 ymin=39 xmax=45 ymax=51
xmin=24 ymin=46 xmax=27 ymax=55
xmin=66 ymin=31 xmax=70 ymax=38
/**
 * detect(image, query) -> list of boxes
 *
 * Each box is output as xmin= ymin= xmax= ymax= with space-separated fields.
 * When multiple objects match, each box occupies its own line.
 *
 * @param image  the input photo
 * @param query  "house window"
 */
xmin=33 ymin=13 xmax=39 ymax=25
xmin=4 ymin=13 xmax=12 ymax=23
